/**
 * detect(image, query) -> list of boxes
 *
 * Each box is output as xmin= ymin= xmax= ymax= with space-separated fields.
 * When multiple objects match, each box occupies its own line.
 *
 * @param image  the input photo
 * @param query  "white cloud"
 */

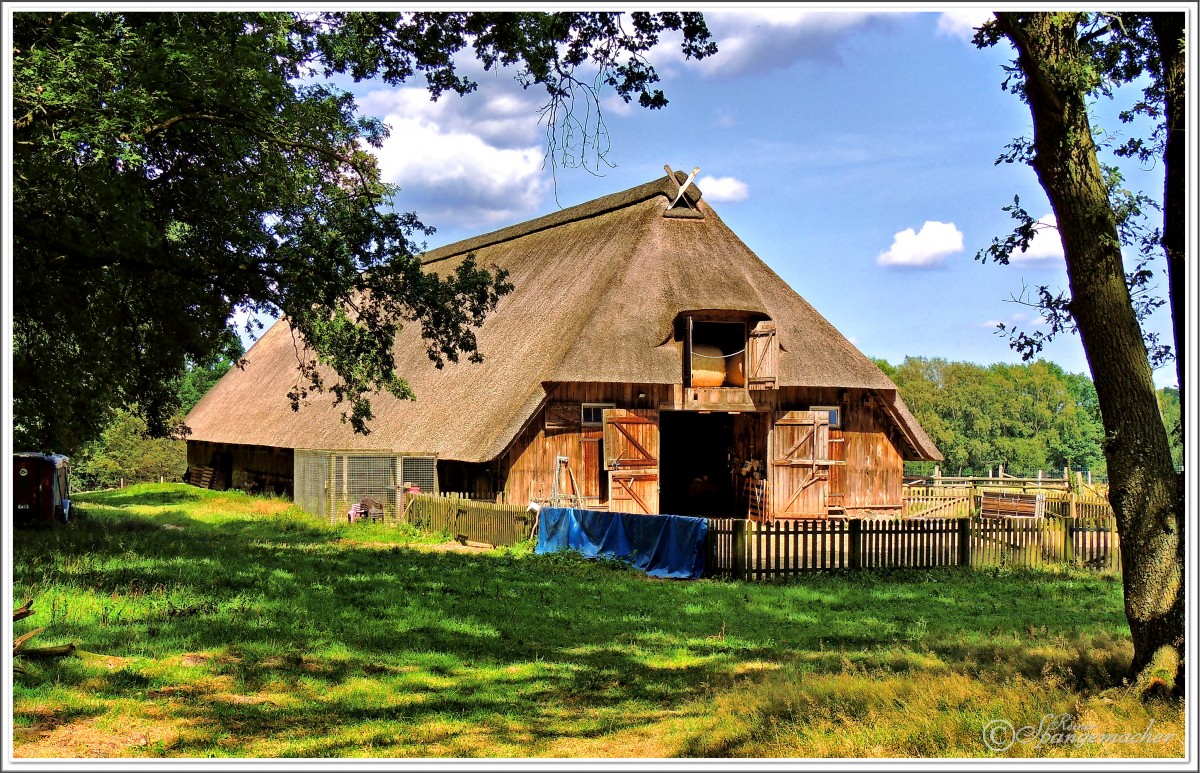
xmin=715 ymin=110 xmax=738 ymax=128
xmin=357 ymin=85 xmax=549 ymax=229
xmin=877 ymin=220 xmax=964 ymax=267
xmin=937 ymin=10 xmax=993 ymax=41
xmin=600 ymin=93 xmax=635 ymax=117
xmin=661 ymin=10 xmax=891 ymax=78
xmin=1009 ymin=213 xmax=1064 ymax=264
xmin=698 ymin=175 xmax=749 ymax=202
xmin=979 ymin=319 xmax=1004 ymax=329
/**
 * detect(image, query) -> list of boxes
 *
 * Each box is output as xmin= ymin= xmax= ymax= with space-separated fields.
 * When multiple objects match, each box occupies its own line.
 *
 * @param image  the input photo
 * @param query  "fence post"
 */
xmin=849 ymin=519 xmax=862 ymax=570
xmin=732 ymin=519 xmax=747 ymax=580
xmin=957 ymin=517 xmax=972 ymax=567
xmin=1062 ymin=516 xmax=1075 ymax=566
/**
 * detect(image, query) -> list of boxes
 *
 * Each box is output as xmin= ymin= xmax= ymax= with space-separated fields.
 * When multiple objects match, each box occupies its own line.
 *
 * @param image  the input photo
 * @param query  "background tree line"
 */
xmin=69 ymin=348 xmax=240 ymax=491
xmin=875 ymin=356 xmax=1181 ymax=481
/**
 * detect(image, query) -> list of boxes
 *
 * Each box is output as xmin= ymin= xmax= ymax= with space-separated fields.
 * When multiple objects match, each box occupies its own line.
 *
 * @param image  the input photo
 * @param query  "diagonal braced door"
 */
xmin=603 ymin=408 xmax=659 ymax=514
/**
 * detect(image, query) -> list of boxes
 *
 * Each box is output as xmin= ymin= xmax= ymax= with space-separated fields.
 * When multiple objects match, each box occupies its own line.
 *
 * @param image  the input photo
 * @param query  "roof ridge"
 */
xmin=421 ymin=172 xmax=700 ymax=265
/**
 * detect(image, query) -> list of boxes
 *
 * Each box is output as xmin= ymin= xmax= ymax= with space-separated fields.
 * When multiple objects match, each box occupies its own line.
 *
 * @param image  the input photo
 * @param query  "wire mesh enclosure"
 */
xmin=293 ymin=450 xmax=437 ymax=524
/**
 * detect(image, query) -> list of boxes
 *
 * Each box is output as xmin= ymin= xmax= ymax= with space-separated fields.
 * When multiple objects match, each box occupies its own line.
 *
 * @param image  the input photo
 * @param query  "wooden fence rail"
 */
xmin=706 ymin=514 xmax=1120 ymax=580
xmin=403 ymin=493 xmax=532 ymax=547
xmin=395 ymin=487 xmax=1119 ymax=579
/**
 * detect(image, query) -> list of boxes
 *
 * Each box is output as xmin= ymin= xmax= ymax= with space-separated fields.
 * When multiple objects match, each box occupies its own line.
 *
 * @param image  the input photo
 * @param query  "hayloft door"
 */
xmin=747 ymin=320 xmax=778 ymax=389
xmin=770 ymin=410 xmax=832 ymax=518
xmin=603 ymin=408 xmax=659 ymax=515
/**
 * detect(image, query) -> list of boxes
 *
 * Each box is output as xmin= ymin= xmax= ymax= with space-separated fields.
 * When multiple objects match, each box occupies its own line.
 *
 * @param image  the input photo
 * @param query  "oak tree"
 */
xmin=13 ymin=11 xmax=716 ymax=452
xmin=975 ymin=11 xmax=1185 ymax=693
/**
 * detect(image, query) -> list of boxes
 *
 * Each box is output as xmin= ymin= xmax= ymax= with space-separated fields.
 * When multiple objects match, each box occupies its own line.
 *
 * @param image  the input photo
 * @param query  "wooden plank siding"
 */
xmin=770 ymin=410 xmax=833 ymax=518
xmin=839 ymin=392 xmax=905 ymax=514
xmin=502 ymin=383 xmax=672 ymax=509
xmin=186 ymin=440 xmax=294 ymax=496
xmin=500 ymin=383 xmax=910 ymax=518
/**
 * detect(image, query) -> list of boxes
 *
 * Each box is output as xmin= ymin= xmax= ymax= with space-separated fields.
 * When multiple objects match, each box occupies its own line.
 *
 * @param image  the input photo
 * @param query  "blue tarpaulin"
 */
xmin=535 ymin=507 xmax=708 ymax=579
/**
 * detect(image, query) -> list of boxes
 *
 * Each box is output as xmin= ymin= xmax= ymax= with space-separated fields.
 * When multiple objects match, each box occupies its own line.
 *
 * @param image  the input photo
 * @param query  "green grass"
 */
xmin=11 ymin=483 xmax=1184 ymax=758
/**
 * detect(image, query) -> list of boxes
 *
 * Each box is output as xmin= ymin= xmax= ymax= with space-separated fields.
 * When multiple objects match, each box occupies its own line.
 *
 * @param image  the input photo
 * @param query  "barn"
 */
xmin=183 ymin=169 xmax=942 ymax=521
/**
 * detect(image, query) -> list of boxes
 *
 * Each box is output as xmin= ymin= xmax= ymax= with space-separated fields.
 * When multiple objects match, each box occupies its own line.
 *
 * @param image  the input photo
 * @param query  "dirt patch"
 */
xmin=412 ymin=540 xmax=496 ymax=554
xmin=13 ymin=716 xmax=175 ymax=758
xmin=213 ymin=693 xmax=277 ymax=706
xmin=335 ymin=538 xmax=496 ymax=553
xmin=540 ymin=710 xmax=694 ymax=758
xmin=76 ymin=650 xmax=135 ymax=670
xmin=179 ymin=651 xmax=241 ymax=668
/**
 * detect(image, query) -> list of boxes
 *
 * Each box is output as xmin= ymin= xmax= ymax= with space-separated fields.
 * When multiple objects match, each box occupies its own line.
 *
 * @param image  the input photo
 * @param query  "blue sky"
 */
xmin=306 ymin=8 xmax=1177 ymax=388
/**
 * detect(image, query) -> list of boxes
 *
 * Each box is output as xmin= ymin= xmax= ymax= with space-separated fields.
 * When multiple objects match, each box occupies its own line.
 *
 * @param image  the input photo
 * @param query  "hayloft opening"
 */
xmin=659 ymin=410 xmax=767 ymax=518
xmin=675 ymin=316 xmax=748 ymax=388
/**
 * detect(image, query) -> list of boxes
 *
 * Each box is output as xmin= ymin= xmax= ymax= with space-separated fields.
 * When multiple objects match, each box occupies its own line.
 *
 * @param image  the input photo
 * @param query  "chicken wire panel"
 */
xmin=400 ymin=456 xmax=437 ymax=494
xmin=295 ymin=451 xmax=433 ymax=524
xmin=293 ymin=451 xmax=332 ymax=521
xmin=341 ymin=455 xmax=400 ymax=520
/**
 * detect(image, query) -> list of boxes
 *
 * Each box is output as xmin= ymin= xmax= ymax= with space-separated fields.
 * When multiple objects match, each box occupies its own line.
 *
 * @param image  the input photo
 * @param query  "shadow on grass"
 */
xmin=78 ymin=488 xmax=205 ymax=509
xmin=12 ymin=489 xmax=1136 ymax=757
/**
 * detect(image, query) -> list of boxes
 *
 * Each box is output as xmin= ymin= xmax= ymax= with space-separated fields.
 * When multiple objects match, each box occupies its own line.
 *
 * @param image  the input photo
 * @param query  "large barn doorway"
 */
xmin=659 ymin=411 xmax=767 ymax=517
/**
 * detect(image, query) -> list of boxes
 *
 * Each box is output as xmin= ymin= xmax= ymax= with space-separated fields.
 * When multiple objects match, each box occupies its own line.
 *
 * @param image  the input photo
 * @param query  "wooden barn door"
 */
xmin=603 ymin=408 xmax=659 ymax=514
xmin=746 ymin=320 xmax=778 ymax=389
xmin=770 ymin=410 xmax=831 ymax=518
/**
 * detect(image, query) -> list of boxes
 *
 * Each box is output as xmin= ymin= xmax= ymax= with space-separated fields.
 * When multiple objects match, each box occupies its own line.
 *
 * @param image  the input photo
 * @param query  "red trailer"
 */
xmin=13 ymin=453 xmax=71 ymax=526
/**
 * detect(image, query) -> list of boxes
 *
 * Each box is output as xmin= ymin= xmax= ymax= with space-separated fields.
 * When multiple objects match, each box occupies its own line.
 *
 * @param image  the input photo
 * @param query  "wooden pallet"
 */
xmin=980 ymin=490 xmax=1046 ymax=519
xmin=189 ymin=466 xmax=215 ymax=489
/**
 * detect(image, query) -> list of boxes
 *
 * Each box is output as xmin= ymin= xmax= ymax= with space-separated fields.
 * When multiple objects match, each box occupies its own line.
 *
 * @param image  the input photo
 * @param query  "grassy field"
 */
xmin=10 ymin=484 xmax=1184 ymax=759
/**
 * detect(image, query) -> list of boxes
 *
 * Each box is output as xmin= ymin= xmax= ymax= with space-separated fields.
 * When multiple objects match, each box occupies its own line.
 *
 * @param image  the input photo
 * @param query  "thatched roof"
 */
xmin=185 ymin=171 xmax=941 ymax=462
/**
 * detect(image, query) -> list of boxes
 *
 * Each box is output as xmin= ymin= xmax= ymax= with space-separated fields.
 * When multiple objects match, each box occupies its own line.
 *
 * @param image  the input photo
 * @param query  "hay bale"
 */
xmin=726 ymin=350 xmax=746 ymax=387
xmin=691 ymin=343 xmax=726 ymax=387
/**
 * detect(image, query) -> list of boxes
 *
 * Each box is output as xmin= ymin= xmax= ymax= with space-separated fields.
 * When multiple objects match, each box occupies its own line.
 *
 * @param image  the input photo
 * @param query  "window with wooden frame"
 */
xmin=581 ymin=403 xmax=615 ymax=427
xmin=810 ymin=405 xmax=841 ymax=429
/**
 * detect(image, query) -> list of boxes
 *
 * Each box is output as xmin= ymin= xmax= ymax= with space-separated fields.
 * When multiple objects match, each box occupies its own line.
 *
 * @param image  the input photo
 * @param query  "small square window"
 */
xmin=581 ymin=403 xmax=614 ymax=427
xmin=811 ymin=405 xmax=841 ymax=429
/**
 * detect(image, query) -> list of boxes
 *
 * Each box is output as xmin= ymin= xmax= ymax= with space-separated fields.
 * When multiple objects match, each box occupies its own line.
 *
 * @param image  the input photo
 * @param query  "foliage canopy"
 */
xmin=12 ymin=11 xmax=716 ymax=452
xmin=877 ymin=357 xmax=1110 ymax=478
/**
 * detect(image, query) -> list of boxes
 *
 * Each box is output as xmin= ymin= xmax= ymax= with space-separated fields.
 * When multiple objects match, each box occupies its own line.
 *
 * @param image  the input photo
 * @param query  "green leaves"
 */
xmin=13 ymin=11 xmax=714 ymax=451
xmin=887 ymin=357 xmax=1108 ymax=477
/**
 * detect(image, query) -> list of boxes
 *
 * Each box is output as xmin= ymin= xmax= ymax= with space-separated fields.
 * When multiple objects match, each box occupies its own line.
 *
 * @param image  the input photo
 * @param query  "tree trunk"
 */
xmin=996 ymin=12 xmax=1184 ymax=692
xmin=1148 ymin=12 xmax=1185 ymax=409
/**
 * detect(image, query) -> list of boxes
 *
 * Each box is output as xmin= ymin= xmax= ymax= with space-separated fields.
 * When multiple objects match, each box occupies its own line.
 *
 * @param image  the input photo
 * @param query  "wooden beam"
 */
xmin=616 ymin=476 xmax=652 ymax=514
xmin=612 ymin=420 xmax=655 ymax=465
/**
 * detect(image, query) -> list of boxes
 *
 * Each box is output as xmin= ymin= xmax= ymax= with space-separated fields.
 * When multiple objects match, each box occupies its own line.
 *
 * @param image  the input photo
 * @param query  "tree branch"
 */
xmin=994 ymin=12 xmax=1067 ymax=115
xmin=142 ymin=112 xmax=379 ymax=192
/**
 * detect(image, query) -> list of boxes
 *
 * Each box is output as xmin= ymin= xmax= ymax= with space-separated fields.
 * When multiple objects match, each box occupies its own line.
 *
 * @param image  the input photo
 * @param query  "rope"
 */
xmin=692 ymin=347 xmax=747 ymax=360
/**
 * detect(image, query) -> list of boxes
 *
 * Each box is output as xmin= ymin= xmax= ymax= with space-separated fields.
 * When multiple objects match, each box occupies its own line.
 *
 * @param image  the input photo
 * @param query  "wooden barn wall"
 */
xmin=503 ymin=383 xmax=671 ymax=507
xmin=186 ymin=440 xmax=294 ymax=496
xmin=500 ymin=382 xmax=906 ymax=516
xmin=768 ymin=387 xmax=904 ymax=513
xmin=845 ymin=394 xmax=905 ymax=511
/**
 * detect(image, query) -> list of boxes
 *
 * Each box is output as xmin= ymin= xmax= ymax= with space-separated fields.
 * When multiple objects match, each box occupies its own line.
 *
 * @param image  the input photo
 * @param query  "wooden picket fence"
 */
xmin=396 ymin=486 xmax=1119 ymax=577
xmin=705 ymin=514 xmax=1120 ymax=580
xmin=403 ymin=492 xmax=533 ymax=547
